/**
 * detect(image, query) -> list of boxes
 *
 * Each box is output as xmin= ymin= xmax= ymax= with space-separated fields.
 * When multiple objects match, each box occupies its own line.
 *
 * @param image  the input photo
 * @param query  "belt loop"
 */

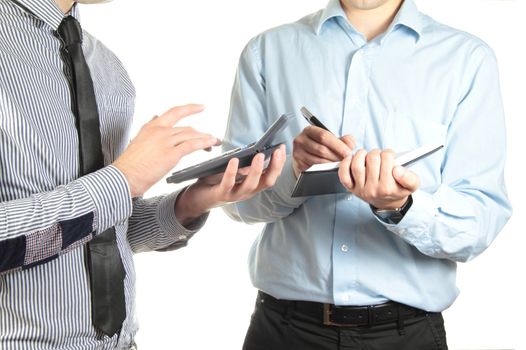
xmin=281 ymin=301 xmax=295 ymax=326
xmin=396 ymin=304 xmax=406 ymax=336
xmin=367 ymin=305 xmax=375 ymax=326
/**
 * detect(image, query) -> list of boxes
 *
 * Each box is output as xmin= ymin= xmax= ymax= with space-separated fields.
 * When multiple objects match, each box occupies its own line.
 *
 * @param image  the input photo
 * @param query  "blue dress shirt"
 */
xmin=222 ymin=0 xmax=512 ymax=312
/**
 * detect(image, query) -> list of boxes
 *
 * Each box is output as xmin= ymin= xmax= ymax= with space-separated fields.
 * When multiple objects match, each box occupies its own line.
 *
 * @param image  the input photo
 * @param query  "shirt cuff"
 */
xmin=76 ymin=165 xmax=133 ymax=233
xmin=155 ymin=189 xmax=209 ymax=250
xmin=376 ymin=190 xmax=437 ymax=246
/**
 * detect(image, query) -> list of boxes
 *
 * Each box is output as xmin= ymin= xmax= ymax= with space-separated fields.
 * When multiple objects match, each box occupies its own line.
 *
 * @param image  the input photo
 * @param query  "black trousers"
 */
xmin=242 ymin=295 xmax=448 ymax=350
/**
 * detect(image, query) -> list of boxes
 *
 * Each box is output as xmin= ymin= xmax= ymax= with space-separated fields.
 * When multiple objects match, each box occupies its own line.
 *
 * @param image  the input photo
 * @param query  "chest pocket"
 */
xmin=96 ymin=94 xmax=134 ymax=164
xmin=382 ymin=111 xmax=446 ymax=190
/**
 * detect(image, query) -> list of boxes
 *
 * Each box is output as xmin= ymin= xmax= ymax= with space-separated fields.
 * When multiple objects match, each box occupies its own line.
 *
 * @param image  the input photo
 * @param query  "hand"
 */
xmin=292 ymin=126 xmax=355 ymax=177
xmin=337 ymin=149 xmax=420 ymax=209
xmin=113 ymin=104 xmax=220 ymax=197
xmin=174 ymin=145 xmax=286 ymax=226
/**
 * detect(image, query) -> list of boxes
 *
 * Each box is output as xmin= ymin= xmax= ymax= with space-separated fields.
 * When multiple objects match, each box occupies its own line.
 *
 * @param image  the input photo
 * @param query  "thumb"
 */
xmin=392 ymin=166 xmax=420 ymax=192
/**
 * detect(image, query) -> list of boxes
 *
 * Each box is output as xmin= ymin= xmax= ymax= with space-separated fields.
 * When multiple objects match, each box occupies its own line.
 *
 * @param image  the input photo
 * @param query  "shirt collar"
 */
xmin=389 ymin=0 xmax=422 ymax=41
xmin=12 ymin=0 xmax=79 ymax=30
xmin=315 ymin=0 xmax=422 ymax=41
xmin=315 ymin=0 xmax=348 ymax=35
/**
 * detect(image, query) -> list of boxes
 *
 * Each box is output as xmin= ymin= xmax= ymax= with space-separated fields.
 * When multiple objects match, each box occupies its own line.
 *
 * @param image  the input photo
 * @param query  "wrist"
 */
xmin=292 ymin=161 xmax=301 ymax=179
xmin=370 ymin=195 xmax=413 ymax=225
xmin=371 ymin=197 xmax=409 ymax=211
xmin=112 ymin=160 xmax=143 ymax=198
xmin=174 ymin=185 xmax=211 ymax=226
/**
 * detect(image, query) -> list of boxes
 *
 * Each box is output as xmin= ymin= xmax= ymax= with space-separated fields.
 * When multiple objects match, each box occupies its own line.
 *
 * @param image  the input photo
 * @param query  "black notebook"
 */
xmin=291 ymin=143 xmax=443 ymax=197
xmin=167 ymin=113 xmax=295 ymax=184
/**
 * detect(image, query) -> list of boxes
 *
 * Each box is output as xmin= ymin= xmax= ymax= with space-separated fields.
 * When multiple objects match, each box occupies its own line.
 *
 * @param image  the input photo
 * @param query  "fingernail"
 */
xmin=393 ymin=166 xmax=406 ymax=178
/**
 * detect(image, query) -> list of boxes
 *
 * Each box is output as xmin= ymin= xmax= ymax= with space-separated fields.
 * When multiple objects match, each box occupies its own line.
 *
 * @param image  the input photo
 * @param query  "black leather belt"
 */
xmin=258 ymin=291 xmax=427 ymax=327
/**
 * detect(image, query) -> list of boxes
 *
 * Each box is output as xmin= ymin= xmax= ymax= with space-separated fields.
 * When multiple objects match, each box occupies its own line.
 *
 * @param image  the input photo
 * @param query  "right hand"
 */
xmin=113 ymin=104 xmax=220 ymax=197
xmin=292 ymin=126 xmax=355 ymax=177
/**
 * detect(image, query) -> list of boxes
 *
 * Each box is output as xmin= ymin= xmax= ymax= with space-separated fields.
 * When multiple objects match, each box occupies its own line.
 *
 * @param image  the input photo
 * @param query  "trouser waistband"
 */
xmin=257 ymin=291 xmax=428 ymax=327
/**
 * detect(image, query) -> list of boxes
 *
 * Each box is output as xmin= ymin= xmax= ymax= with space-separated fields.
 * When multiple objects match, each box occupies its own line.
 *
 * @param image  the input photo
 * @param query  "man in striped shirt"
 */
xmin=0 ymin=0 xmax=286 ymax=349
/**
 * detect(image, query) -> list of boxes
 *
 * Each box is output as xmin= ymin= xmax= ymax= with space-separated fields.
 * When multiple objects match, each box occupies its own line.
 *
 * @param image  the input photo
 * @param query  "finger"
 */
xmin=265 ymin=145 xmax=286 ymax=175
xmin=204 ymin=137 xmax=222 ymax=152
xmin=294 ymin=133 xmax=337 ymax=161
xmin=259 ymin=145 xmax=286 ymax=189
xmin=392 ymin=166 xmax=420 ymax=192
xmin=236 ymin=153 xmax=265 ymax=194
xmin=304 ymin=126 xmax=353 ymax=158
xmin=365 ymin=149 xmax=381 ymax=188
xmin=350 ymin=149 xmax=367 ymax=190
xmin=170 ymin=126 xmax=196 ymax=136
xmin=156 ymin=104 xmax=205 ymax=127
xmin=303 ymin=141 xmax=344 ymax=162
xmin=170 ymin=130 xmax=217 ymax=147
xmin=338 ymin=154 xmax=354 ymax=190
xmin=379 ymin=149 xmax=396 ymax=185
xmin=293 ymin=131 xmax=341 ymax=163
xmin=170 ymin=136 xmax=220 ymax=159
xmin=204 ymin=137 xmax=223 ymax=152
xmin=294 ymin=148 xmax=333 ymax=167
xmin=217 ymin=158 xmax=239 ymax=193
xmin=340 ymin=135 xmax=356 ymax=150
xmin=175 ymin=132 xmax=219 ymax=152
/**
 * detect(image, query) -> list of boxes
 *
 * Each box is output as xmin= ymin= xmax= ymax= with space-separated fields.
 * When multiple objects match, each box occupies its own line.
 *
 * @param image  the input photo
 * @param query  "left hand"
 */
xmin=174 ymin=145 xmax=286 ymax=225
xmin=338 ymin=149 xmax=420 ymax=209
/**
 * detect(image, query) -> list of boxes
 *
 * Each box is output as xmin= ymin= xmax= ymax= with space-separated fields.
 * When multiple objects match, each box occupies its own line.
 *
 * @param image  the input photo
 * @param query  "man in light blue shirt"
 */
xmin=223 ymin=0 xmax=512 ymax=348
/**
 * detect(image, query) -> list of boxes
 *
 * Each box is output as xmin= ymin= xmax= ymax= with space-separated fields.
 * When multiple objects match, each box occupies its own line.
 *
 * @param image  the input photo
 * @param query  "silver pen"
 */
xmin=300 ymin=106 xmax=333 ymax=134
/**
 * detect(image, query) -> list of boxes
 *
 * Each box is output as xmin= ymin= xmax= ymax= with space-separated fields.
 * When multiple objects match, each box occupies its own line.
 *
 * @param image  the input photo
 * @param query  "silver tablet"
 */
xmin=166 ymin=113 xmax=295 ymax=184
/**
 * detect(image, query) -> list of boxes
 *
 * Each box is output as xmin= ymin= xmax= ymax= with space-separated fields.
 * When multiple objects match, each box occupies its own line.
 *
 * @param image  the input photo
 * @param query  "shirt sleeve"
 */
xmin=0 ymin=165 xmax=132 ymax=275
xmin=221 ymin=39 xmax=308 ymax=224
xmin=126 ymin=189 xmax=208 ymax=253
xmin=378 ymin=47 xmax=512 ymax=262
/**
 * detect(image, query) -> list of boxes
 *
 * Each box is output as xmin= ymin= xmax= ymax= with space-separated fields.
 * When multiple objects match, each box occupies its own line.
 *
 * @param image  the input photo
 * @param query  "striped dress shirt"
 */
xmin=0 ymin=1 xmax=205 ymax=349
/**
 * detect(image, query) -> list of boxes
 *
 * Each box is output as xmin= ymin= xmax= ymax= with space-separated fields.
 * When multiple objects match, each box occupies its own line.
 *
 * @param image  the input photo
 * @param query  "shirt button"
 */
xmin=346 ymin=195 xmax=353 ymax=201
xmin=341 ymin=244 xmax=349 ymax=252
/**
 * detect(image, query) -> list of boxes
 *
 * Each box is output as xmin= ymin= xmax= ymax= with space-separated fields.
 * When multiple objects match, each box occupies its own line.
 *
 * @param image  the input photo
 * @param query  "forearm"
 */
xmin=381 ymin=184 xmax=512 ymax=262
xmin=0 ymin=166 xmax=132 ymax=274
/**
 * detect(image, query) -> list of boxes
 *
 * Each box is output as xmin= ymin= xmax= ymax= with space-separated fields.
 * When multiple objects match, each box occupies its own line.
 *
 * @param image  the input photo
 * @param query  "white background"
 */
xmin=82 ymin=1 xmax=525 ymax=349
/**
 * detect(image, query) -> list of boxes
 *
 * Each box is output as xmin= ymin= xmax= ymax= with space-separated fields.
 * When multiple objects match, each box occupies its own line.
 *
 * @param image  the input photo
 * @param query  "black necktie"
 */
xmin=57 ymin=15 xmax=126 ymax=337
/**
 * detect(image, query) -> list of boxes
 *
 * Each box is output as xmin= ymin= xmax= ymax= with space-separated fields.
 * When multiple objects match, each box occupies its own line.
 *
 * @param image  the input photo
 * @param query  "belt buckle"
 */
xmin=323 ymin=304 xmax=359 ymax=328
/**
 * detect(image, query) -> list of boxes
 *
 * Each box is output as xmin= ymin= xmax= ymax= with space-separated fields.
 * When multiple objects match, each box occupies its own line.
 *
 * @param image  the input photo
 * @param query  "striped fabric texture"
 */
xmin=0 ymin=1 xmax=205 ymax=348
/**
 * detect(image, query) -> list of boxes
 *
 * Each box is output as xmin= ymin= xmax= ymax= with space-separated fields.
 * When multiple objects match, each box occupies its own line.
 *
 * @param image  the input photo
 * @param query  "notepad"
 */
xmin=291 ymin=143 xmax=443 ymax=197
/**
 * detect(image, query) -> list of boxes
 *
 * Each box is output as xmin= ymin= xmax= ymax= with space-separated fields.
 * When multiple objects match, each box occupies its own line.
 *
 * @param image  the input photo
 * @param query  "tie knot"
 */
xmin=57 ymin=16 xmax=83 ymax=47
